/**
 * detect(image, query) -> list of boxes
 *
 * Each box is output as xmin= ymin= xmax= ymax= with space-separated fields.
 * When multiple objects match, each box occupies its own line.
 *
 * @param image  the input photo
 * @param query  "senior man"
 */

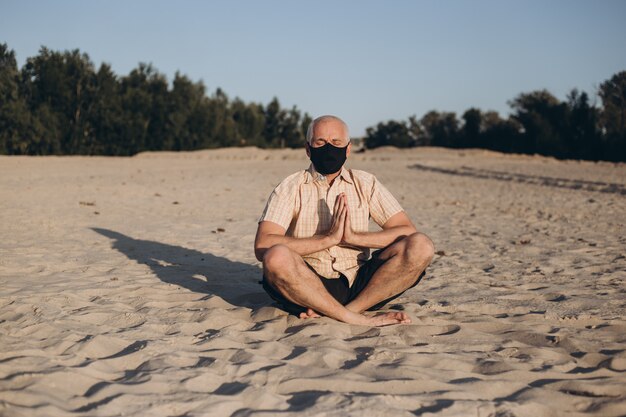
xmin=254 ymin=115 xmax=434 ymax=326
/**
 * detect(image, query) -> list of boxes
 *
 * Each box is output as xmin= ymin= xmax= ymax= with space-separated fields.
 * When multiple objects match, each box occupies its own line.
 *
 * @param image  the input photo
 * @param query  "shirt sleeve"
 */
xmin=258 ymin=177 xmax=297 ymax=230
xmin=369 ymin=176 xmax=404 ymax=227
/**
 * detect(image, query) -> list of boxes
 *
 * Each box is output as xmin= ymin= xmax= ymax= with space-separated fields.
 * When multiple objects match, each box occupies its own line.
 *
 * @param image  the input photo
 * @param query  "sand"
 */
xmin=0 ymin=146 xmax=625 ymax=416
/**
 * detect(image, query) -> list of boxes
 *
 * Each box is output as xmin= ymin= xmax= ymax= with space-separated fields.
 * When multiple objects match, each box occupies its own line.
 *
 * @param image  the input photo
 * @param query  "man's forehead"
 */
xmin=313 ymin=120 xmax=349 ymax=137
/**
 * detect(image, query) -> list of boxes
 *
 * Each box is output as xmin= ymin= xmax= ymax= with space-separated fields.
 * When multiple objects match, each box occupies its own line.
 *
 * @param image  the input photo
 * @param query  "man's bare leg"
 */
xmin=263 ymin=244 xmax=411 ymax=326
xmin=345 ymin=232 xmax=435 ymax=314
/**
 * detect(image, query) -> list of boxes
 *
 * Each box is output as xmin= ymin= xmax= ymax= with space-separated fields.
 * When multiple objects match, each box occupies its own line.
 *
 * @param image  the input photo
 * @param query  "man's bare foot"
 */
xmin=299 ymin=308 xmax=322 ymax=319
xmin=298 ymin=307 xmax=409 ymax=326
xmin=345 ymin=311 xmax=411 ymax=326
xmin=367 ymin=311 xmax=411 ymax=326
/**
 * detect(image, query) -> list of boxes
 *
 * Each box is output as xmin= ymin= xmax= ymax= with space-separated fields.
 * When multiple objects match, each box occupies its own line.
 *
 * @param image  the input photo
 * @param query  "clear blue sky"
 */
xmin=2 ymin=0 xmax=625 ymax=136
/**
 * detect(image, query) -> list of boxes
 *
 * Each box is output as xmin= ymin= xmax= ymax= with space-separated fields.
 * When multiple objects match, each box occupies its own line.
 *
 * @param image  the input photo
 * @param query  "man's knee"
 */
xmin=263 ymin=244 xmax=295 ymax=278
xmin=402 ymin=232 xmax=435 ymax=267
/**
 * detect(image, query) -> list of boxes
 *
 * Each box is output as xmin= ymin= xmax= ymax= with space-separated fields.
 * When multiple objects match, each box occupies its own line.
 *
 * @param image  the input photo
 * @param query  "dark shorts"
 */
xmin=261 ymin=248 xmax=426 ymax=316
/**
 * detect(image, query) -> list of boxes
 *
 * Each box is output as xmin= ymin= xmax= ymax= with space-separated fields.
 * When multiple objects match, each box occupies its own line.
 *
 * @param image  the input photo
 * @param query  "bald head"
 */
xmin=306 ymin=115 xmax=350 ymax=145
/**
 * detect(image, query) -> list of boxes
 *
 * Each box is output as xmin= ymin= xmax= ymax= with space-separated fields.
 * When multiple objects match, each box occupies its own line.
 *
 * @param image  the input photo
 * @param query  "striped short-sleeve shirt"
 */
xmin=259 ymin=164 xmax=404 ymax=286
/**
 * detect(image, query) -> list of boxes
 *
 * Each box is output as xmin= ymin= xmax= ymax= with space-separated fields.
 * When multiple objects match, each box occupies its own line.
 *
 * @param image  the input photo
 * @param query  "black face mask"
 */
xmin=308 ymin=142 xmax=348 ymax=175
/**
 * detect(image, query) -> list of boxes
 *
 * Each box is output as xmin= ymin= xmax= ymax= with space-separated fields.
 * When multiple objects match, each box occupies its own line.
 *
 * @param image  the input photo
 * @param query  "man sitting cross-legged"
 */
xmin=254 ymin=115 xmax=434 ymax=327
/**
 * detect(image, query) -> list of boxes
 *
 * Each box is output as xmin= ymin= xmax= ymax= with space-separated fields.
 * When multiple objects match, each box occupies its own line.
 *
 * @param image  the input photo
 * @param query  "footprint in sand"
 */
xmin=75 ymin=335 xmax=147 ymax=360
xmin=543 ymin=293 xmax=567 ymax=302
xmin=403 ymin=324 xmax=461 ymax=340
xmin=471 ymin=359 xmax=514 ymax=375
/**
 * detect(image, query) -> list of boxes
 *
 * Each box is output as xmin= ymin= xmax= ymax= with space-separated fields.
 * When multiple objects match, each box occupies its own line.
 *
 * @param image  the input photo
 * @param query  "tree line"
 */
xmin=1 ymin=43 xmax=625 ymax=162
xmin=0 ymin=44 xmax=311 ymax=155
xmin=365 ymin=72 xmax=626 ymax=162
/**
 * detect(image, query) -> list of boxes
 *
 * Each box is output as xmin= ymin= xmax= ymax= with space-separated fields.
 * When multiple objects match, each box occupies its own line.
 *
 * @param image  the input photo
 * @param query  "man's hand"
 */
xmin=327 ymin=192 xmax=346 ymax=245
xmin=340 ymin=193 xmax=359 ymax=247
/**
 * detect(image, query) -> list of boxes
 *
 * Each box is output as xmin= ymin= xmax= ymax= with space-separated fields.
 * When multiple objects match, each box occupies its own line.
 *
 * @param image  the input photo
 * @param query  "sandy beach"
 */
xmin=1 ymin=146 xmax=625 ymax=416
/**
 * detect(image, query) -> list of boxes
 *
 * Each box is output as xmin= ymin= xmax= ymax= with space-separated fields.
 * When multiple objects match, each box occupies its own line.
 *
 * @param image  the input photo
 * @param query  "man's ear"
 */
xmin=346 ymin=142 xmax=352 ymax=158
xmin=305 ymin=142 xmax=311 ymax=158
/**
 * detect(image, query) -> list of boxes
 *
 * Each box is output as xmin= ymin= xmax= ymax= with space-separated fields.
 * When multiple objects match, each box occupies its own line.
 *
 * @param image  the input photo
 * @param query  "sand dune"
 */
xmin=0 ymin=147 xmax=625 ymax=416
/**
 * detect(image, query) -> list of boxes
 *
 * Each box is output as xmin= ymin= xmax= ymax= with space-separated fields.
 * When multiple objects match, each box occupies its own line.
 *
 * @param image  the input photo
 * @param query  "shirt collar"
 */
xmin=305 ymin=163 xmax=353 ymax=184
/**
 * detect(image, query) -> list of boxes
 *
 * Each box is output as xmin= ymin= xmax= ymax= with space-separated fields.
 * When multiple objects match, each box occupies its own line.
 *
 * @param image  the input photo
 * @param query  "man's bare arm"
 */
xmin=254 ymin=194 xmax=347 ymax=261
xmin=253 ymin=221 xmax=335 ymax=261
xmin=342 ymin=197 xmax=417 ymax=249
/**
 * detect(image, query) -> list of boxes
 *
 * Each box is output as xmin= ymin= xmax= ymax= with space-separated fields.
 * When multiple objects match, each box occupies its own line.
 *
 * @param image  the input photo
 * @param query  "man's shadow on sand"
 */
xmin=92 ymin=228 xmax=270 ymax=311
